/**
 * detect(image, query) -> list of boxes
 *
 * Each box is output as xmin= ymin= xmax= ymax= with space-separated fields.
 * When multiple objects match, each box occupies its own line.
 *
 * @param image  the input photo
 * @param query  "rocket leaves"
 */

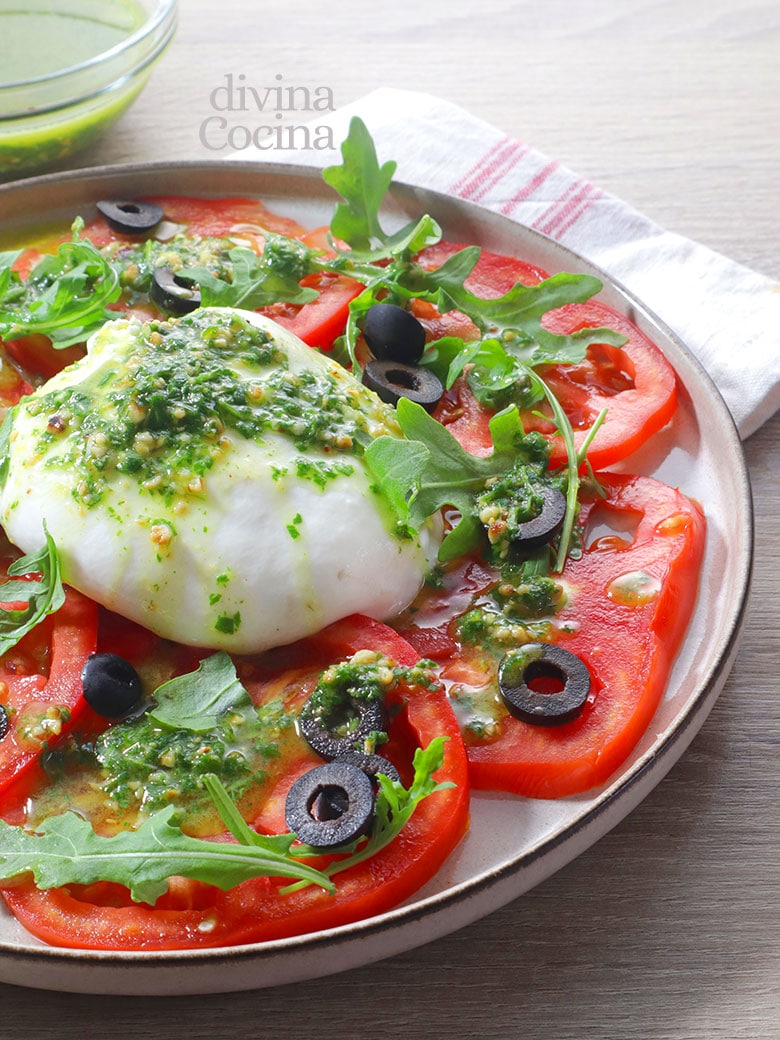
xmin=0 ymin=527 xmax=65 ymax=658
xmin=366 ymin=399 xmax=533 ymax=562
xmin=0 ymin=800 xmax=332 ymax=904
xmin=0 ymin=220 xmax=121 ymax=348
xmin=181 ymin=236 xmax=321 ymax=310
xmin=148 ymin=652 xmax=252 ymax=734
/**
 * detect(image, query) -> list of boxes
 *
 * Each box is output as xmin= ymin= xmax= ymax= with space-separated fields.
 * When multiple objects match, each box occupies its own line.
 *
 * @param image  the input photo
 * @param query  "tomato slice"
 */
xmin=82 ymin=195 xmax=308 ymax=249
xmin=0 ymin=577 xmax=98 ymax=798
xmin=525 ymin=304 xmax=678 ymax=467
xmin=2 ymin=334 xmax=84 ymax=385
xmin=1 ymin=616 xmax=469 ymax=950
xmin=262 ymin=271 xmax=363 ymax=351
xmin=421 ymin=241 xmax=678 ymax=468
xmin=0 ymin=344 xmax=33 ymax=406
xmin=440 ymin=474 xmax=705 ymax=798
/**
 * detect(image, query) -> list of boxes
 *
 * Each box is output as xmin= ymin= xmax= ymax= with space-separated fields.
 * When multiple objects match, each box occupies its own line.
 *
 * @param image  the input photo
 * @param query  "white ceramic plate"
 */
xmin=0 ymin=162 xmax=753 ymax=995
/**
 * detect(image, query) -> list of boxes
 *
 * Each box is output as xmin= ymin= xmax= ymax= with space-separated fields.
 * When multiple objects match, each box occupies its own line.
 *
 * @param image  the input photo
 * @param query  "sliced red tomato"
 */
xmin=2 ymin=334 xmax=84 ymax=385
xmin=263 ymin=270 xmax=363 ymax=351
xmin=82 ymin=195 xmax=308 ymax=250
xmin=0 ymin=344 xmax=33 ymax=405
xmin=420 ymin=241 xmax=678 ymax=469
xmin=1 ymin=615 xmax=469 ymax=950
xmin=433 ymin=474 xmax=705 ymax=798
xmin=0 ymin=575 xmax=98 ymax=798
xmin=525 ymin=304 xmax=678 ymax=467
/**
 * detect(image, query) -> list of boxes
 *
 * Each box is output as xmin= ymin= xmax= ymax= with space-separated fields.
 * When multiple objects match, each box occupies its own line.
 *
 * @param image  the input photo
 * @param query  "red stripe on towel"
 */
xmin=450 ymin=138 xmax=528 ymax=201
xmin=499 ymin=159 xmax=559 ymax=216
xmin=551 ymin=188 xmax=603 ymax=238
xmin=534 ymin=181 xmax=595 ymax=236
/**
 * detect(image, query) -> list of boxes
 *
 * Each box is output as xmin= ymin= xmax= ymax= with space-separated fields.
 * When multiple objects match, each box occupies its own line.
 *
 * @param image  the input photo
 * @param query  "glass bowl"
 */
xmin=0 ymin=0 xmax=177 ymax=180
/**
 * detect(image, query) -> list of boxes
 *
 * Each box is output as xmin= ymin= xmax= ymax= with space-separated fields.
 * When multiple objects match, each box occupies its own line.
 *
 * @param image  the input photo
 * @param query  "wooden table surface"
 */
xmin=2 ymin=1 xmax=778 ymax=1036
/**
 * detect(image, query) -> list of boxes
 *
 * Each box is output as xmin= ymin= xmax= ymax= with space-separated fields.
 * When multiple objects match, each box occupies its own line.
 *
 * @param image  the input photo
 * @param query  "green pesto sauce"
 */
xmin=107 ymin=230 xmax=317 ymax=303
xmin=454 ymin=554 xmax=565 ymax=655
xmin=28 ymin=309 xmax=372 ymax=506
xmin=294 ymin=457 xmax=355 ymax=488
xmin=109 ymin=234 xmax=237 ymax=298
xmin=454 ymin=440 xmax=568 ymax=652
xmin=456 ymin=554 xmax=565 ymax=649
xmin=214 ymin=611 xmax=242 ymax=635
xmin=43 ymin=697 xmax=294 ymax=817
xmin=448 ymin=438 xmax=573 ymax=738
xmin=451 ymin=567 xmax=564 ymax=736
xmin=475 ymin=442 xmax=557 ymax=560
xmin=302 ymin=652 xmax=437 ymax=751
xmin=2 ymin=4 xmax=144 ymax=81
xmin=448 ymin=682 xmax=505 ymax=743
xmin=0 ymin=2 xmax=150 ymax=178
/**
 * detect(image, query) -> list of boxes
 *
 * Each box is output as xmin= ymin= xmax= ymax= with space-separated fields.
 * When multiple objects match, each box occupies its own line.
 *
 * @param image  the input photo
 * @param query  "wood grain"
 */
xmin=1 ymin=1 xmax=778 ymax=1036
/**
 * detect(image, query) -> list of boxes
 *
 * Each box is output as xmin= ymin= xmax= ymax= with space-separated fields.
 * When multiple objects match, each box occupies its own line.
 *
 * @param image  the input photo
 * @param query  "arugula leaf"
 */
xmin=0 ymin=738 xmax=452 ymax=906
xmin=406 ymin=244 xmax=481 ymax=302
xmin=0 ymin=250 xmax=23 ymax=301
xmin=366 ymin=399 xmax=526 ymax=561
xmin=0 ymin=528 xmax=65 ymax=658
xmin=365 ymin=435 xmax=430 ymax=533
xmin=323 ymin=116 xmax=398 ymax=252
xmin=329 ymin=736 xmax=453 ymax=872
xmin=423 ymin=335 xmax=507 ymax=389
xmin=283 ymin=737 xmax=454 ymax=893
xmin=367 ymin=214 xmax=442 ymax=262
xmin=202 ymin=775 xmax=297 ymax=856
xmin=0 ymin=802 xmax=332 ymax=904
xmin=0 ymin=220 xmax=120 ymax=346
xmin=416 ymin=258 xmax=626 ymax=365
xmin=148 ymin=651 xmax=252 ymax=733
xmin=181 ymin=238 xmax=320 ymax=310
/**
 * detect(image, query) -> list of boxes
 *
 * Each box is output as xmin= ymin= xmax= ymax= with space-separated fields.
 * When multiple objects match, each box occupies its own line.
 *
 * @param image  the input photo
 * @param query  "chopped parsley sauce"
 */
xmin=39 ymin=696 xmax=295 ymax=828
xmin=302 ymin=650 xmax=438 ymax=753
xmin=26 ymin=309 xmax=381 ymax=507
xmin=422 ymin=437 xmax=576 ymax=742
xmin=109 ymin=234 xmax=235 ymax=297
xmin=456 ymin=442 xmax=569 ymax=652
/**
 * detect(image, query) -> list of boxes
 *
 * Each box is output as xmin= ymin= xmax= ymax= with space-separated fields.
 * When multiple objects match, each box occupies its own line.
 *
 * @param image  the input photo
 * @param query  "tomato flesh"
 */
xmin=432 ymin=474 xmax=706 ymax=798
xmin=1 ymin=616 xmax=469 ymax=950
xmin=0 ymin=579 xmax=98 ymax=799
xmin=420 ymin=241 xmax=678 ymax=469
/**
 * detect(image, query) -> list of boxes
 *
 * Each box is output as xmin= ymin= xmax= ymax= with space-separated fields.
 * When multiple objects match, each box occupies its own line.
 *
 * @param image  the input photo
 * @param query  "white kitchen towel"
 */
xmin=234 ymin=88 xmax=780 ymax=439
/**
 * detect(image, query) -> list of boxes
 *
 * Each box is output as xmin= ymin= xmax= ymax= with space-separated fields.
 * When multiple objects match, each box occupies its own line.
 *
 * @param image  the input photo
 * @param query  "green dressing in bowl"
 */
xmin=0 ymin=0 xmax=176 ymax=178
xmin=2 ymin=3 xmax=145 ymax=81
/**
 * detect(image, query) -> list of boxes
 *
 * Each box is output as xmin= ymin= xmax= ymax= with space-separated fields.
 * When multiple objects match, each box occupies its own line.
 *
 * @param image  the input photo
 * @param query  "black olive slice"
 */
xmin=363 ymin=303 xmax=426 ymax=365
xmin=96 ymin=199 xmax=164 ymax=234
xmin=498 ymin=643 xmax=590 ymax=726
xmin=0 ymin=705 xmax=8 ymax=742
xmin=362 ymin=359 xmax=443 ymax=412
xmin=299 ymin=694 xmax=387 ymax=761
xmin=511 ymin=486 xmax=567 ymax=550
xmin=335 ymin=750 xmax=401 ymax=785
xmin=81 ymin=653 xmax=143 ymax=719
xmin=285 ymin=761 xmax=375 ymax=848
xmin=150 ymin=266 xmax=201 ymax=315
